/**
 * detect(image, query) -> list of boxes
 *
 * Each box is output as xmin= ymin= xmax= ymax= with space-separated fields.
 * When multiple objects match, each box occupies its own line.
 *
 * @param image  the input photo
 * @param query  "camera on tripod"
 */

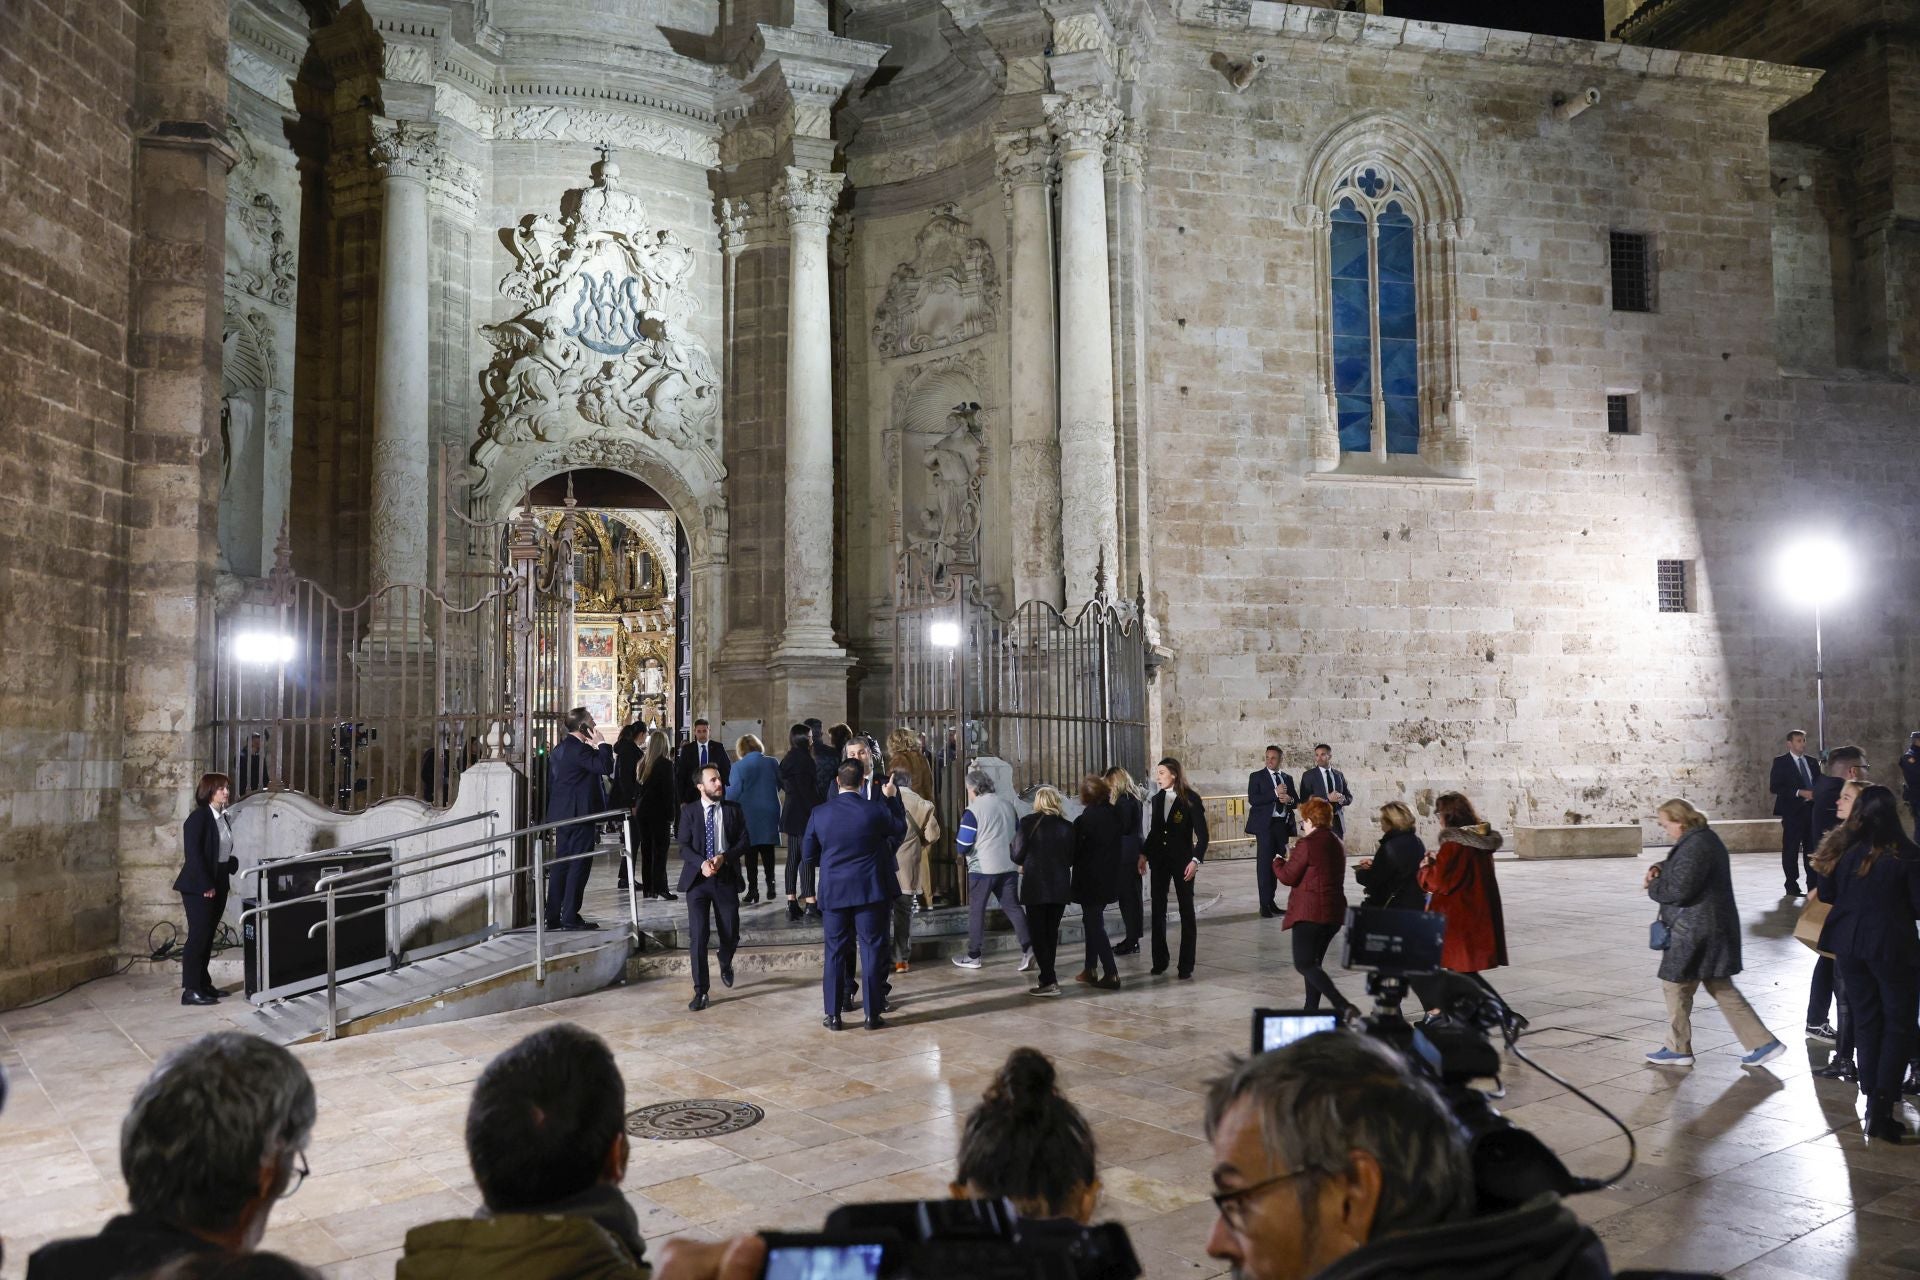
xmin=757 ymin=1197 xmax=1139 ymax=1280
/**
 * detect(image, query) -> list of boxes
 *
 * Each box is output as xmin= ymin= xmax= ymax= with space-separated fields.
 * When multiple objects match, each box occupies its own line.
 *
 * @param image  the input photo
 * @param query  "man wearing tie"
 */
xmin=838 ymin=737 xmax=903 ymax=1007
xmin=546 ymin=707 xmax=615 ymax=931
xmin=1296 ymin=744 xmax=1351 ymax=837
xmin=678 ymin=765 xmax=747 ymax=1011
xmin=801 ymin=760 xmax=906 ymax=1030
xmin=1245 ymin=745 xmax=1298 ymax=919
xmin=674 ymin=718 xmax=731 ymax=805
xmin=1767 ymin=729 xmax=1818 ymax=897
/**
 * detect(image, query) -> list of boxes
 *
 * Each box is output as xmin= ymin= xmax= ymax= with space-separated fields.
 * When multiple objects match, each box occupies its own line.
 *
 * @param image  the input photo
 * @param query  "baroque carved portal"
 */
xmin=872 ymin=203 xmax=1000 ymax=358
xmin=478 ymin=156 xmax=720 ymax=454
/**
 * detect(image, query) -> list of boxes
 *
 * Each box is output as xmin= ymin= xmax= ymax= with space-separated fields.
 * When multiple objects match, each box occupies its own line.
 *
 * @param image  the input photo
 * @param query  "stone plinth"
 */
xmin=1714 ymin=819 xmax=1789 ymax=854
xmin=1514 ymin=824 xmax=1642 ymax=860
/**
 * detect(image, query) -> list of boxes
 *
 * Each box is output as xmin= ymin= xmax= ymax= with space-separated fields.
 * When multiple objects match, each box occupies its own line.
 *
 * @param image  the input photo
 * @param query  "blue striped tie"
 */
xmin=705 ymin=804 xmax=717 ymax=861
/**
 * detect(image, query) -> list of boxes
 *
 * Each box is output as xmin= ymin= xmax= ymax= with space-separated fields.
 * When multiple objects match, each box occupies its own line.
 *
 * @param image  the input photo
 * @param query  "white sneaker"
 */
xmin=952 ymin=954 xmax=983 ymax=970
xmin=1018 ymin=949 xmax=1035 ymax=973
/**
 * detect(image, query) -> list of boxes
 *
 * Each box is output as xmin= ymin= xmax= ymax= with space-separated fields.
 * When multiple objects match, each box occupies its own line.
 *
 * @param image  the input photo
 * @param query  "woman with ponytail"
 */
xmin=951 ymin=1048 xmax=1101 ymax=1223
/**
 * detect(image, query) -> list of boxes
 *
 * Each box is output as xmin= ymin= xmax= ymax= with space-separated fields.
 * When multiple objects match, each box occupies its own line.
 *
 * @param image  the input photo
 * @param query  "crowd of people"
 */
xmin=19 ymin=1020 xmax=1629 ymax=1280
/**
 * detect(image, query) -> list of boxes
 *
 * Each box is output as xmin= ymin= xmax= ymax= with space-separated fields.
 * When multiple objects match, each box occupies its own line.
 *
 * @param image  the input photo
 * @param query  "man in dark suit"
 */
xmin=546 ymin=706 xmax=614 ymax=931
xmin=678 ymin=764 xmax=747 ymax=1011
xmin=801 ymin=760 xmax=906 ymax=1030
xmin=1245 ymin=745 xmax=1298 ymax=919
xmin=674 ymin=718 xmax=731 ymax=805
xmin=1296 ymin=744 xmax=1351 ymax=837
xmin=1768 ymin=728 xmax=1818 ymax=896
xmin=840 ymin=737 xmax=905 ymax=1005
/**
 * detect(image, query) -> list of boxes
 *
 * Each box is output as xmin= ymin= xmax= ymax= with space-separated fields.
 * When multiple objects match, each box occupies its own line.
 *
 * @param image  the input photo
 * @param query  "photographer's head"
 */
xmin=1204 ymin=1033 xmax=1471 ymax=1280
xmin=121 ymin=1033 xmax=316 ymax=1252
xmin=465 ymin=1024 xmax=628 ymax=1214
xmin=952 ymin=1048 xmax=1099 ymax=1224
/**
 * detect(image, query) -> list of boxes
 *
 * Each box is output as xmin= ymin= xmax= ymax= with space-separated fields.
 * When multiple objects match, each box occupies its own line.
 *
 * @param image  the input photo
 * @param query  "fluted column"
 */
xmin=997 ymin=127 xmax=1063 ymax=609
xmin=368 ymin=119 xmax=435 ymax=633
xmin=1049 ymin=94 xmax=1121 ymax=606
xmin=773 ymin=166 xmax=847 ymax=661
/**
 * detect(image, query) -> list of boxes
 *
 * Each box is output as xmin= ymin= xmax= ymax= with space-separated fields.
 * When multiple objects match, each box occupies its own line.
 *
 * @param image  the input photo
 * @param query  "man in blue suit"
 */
xmin=547 ymin=706 xmax=615 ymax=930
xmin=1245 ymin=745 xmax=1297 ymax=919
xmin=801 ymin=760 xmax=906 ymax=1030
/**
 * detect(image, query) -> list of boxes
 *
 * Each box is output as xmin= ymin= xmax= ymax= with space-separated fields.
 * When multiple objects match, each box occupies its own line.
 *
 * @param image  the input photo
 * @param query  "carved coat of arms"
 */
xmin=478 ymin=157 xmax=719 ymax=453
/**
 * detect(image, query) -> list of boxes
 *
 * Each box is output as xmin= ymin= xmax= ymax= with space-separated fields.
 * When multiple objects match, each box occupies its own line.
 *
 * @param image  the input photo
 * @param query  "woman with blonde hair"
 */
xmin=1643 ymin=798 xmax=1785 ymax=1069
xmin=888 ymin=750 xmax=941 ymax=972
xmin=1103 ymin=766 xmax=1145 ymax=954
xmin=1355 ymin=800 xmax=1425 ymax=911
xmin=724 ymin=732 xmax=780 ymax=904
xmin=636 ymin=729 xmax=676 ymax=900
xmin=1012 ymin=786 xmax=1078 ymax=996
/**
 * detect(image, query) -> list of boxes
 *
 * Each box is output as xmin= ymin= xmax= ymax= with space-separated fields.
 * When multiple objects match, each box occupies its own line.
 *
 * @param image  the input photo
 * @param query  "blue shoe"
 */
xmin=1645 ymin=1047 xmax=1694 ymax=1067
xmin=1741 ymin=1040 xmax=1787 ymax=1068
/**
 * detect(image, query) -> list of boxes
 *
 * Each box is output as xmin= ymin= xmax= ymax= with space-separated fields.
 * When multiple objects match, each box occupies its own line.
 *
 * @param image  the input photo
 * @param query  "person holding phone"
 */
xmin=547 ymin=706 xmax=615 ymax=931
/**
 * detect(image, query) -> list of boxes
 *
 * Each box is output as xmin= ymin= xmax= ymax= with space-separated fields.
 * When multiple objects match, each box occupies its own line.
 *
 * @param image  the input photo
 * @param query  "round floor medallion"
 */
xmin=625 ymin=1098 xmax=764 ymax=1141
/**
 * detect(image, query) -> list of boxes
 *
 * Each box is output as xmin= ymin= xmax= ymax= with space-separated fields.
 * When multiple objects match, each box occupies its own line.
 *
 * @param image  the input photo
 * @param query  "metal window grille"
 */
xmin=1610 ymin=231 xmax=1653 ymax=312
xmin=1607 ymin=394 xmax=1633 ymax=434
xmin=1657 ymin=559 xmax=1690 ymax=613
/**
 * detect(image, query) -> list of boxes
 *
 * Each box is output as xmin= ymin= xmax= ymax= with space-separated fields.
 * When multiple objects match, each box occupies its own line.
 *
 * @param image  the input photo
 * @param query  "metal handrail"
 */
xmin=309 ymin=808 xmax=628 ymax=891
xmin=237 ymin=810 xmax=499 ymax=882
xmin=304 ymin=845 xmax=608 ymax=937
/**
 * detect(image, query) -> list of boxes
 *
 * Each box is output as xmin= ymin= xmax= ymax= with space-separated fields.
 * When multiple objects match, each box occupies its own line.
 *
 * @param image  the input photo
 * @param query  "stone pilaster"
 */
xmin=997 ymin=127 xmax=1064 ymax=610
xmin=1048 ymin=93 xmax=1122 ymax=607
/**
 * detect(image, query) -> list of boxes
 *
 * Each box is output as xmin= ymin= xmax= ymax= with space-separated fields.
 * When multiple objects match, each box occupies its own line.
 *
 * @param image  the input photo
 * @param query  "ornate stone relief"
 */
xmin=994 ymin=128 xmax=1052 ymax=196
xmin=1046 ymin=93 xmax=1122 ymax=157
xmin=871 ymin=204 xmax=999 ymax=358
xmin=226 ymin=127 xmax=295 ymax=308
xmin=371 ymin=118 xmax=440 ymax=181
xmin=382 ymin=42 xmax=435 ymax=84
xmin=496 ymin=105 xmax=718 ymax=167
xmin=229 ymin=44 xmax=296 ymax=111
xmin=851 ymin=121 xmax=993 ymax=188
xmin=889 ymin=352 xmax=988 ymax=576
xmin=476 ymin=157 xmax=721 ymax=462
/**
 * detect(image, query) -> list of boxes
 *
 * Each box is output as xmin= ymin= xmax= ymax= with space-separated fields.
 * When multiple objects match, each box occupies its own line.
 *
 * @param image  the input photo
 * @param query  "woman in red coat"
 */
xmin=1277 ymin=797 xmax=1357 ymax=1018
xmin=1417 ymin=792 xmax=1509 ymax=994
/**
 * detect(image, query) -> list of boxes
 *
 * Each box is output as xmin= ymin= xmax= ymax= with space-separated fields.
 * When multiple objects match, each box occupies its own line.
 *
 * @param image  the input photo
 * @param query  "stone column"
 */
xmin=772 ymin=165 xmax=847 ymax=664
xmin=997 ymin=127 xmax=1063 ymax=609
xmin=367 ymin=119 xmax=436 ymax=632
xmin=1049 ymin=94 xmax=1121 ymax=606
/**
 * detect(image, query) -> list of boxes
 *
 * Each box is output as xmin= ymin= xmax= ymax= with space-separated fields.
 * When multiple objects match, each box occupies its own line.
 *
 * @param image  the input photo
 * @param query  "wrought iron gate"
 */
xmin=892 ymin=554 xmax=1150 ymax=904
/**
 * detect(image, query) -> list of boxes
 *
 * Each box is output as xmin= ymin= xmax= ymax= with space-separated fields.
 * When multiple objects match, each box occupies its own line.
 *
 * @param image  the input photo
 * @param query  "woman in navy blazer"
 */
xmin=175 ymin=772 xmax=240 ymax=1006
xmin=1817 ymin=786 xmax=1920 ymax=1142
xmin=779 ymin=726 xmax=822 ymax=920
xmin=725 ymin=733 xmax=782 ymax=905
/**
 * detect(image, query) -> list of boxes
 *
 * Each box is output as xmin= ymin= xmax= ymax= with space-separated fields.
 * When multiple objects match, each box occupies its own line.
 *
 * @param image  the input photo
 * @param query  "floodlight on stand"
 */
xmin=233 ymin=631 xmax=297 ymax=665
xmin=929 ymin=620 xmax=962 ymax=649
xmin=1771 ymin=532 xmax=1856 ymax=757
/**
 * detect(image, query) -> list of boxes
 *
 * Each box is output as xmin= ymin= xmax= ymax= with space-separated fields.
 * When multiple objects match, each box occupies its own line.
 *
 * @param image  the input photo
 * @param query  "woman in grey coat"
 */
xmin=1643 ymin=798 xmax=1786 ymax=1069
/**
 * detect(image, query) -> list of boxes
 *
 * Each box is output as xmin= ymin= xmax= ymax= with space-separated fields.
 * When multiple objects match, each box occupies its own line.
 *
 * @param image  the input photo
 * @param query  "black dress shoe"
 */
xmin=1785 ymin=882 xmax=1804 ymax=896
xmin=864 ymin=1015 xmax=887 ymax=1030
xmin=1259 ymin=906 xmax=1279 ymax=919
xmin=842 ymin=996 xmax=861 ymax=1014
xmin=823 ymin=1015 xmax=845 ymax=1031
xmin=689 ymin=992 xmax=709 ymax=1012
xmin=743 ymin=890 xmax=760 ymax=905
xmin=197 ymin=987 xmax=223 ymax=1001
xmin=1150 ymin=965 xmax=1168 ymax=976
xmin=560 ymin=919 xmax=602 ymax=931
xmin=660 ymin=892 xmax=677 ymax=902
xmin=1177 ymin=972 xmax=1193 ymax=981
xmin=1114 ymin=942 xmax=1140 ymax=956
xmin=787 ymin=900 xmax=804 ymax=922
xmin=180 ymin=990 xmax=217 ymax=1007
xmin=720 ymin=967 xmax=734 ymax=989
xmin=804 ymin=903 xmax=821 ymax=919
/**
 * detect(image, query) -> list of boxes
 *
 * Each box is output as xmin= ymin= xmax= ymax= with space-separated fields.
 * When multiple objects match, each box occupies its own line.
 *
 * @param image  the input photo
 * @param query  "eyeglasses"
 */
xmin=279 ymin=1150 xmax=310 ymax=1200
xmin=1211 ymin=1167 xmax=1319 ymax=1233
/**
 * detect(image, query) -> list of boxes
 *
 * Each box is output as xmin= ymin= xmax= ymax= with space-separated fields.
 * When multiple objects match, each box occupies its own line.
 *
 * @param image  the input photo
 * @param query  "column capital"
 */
xmin=994 ymin=127 xmax=1054 ymax=197
xmin=778 ymin=166 xmax=846 ymax=231
xmin=371 ymin=117 xmax=440 ymax=183
xmin=717 ymin=195 xmax=753 ymax=255
xmin=1105 ymin=117 xmax=1147 ymax=189
xmin=1045 ymin=93 xmax=1120 ymax=159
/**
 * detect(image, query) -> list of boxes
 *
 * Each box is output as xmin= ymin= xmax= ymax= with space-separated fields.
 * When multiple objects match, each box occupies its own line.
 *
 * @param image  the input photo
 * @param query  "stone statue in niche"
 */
xmin=872 ymin=204 xmax=1000 ymax=358
xmin=909 ymin=401 xmax=985 ymax=574
xmin=478 ymin=154 xmax=719 ymax=454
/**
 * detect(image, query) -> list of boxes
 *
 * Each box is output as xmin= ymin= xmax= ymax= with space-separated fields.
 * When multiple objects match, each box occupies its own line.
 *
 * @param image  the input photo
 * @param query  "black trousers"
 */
xmin=1148 ymin=854 xmax=1198 ymax=977
xmin=1028 ymin=902 xmax=1067 ymax=987
xmin=1082 ymin=901 xmax=1118 ymax=978
xmin=1809 ymin=954 xmax=1835 ymax=1027
xmin=742 ymin=844 xmax=776 ymax=894
xmin=1841 ymin=956 xmax=1918 ymax=1098
xmin=685 ymin=879 xmax=740 ymax=995
xmin=1780 ymin=812 xmax=1814 ymax=889
xmin=179 ymin=886 xmax=227 ymax=993
xmin=545 ymin=825 xmax=595 ymax=925
xmin=785 ymin=836 xmax=816 ymax=899
xmin=639 ymin=818 xmax=672 ymax=897
xmin=1290 ymin=920 xmax=1346 ymax=1012
xmin=1254 ymin=828 xmax=1283 ymax=910
xmin=1117 ymin=844 xmax=1144 ymax=944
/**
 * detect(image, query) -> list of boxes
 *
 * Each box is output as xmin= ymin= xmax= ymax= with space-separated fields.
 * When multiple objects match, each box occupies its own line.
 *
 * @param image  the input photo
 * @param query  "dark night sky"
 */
xmin=1380 ymin=0 xmax=1608 ymax=41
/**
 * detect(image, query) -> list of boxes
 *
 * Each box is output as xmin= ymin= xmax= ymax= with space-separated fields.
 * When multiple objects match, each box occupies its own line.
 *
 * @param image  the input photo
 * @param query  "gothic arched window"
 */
xmin=1330 ymin=163 xmax=1420 ymax=456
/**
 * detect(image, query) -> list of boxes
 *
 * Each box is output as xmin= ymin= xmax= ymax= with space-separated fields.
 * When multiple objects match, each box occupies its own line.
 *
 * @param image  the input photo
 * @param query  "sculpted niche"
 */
xmin=872 ymin=203 xmax=1000 ymax=358
xmin=477 ymin=156 xmax=720 ymax=457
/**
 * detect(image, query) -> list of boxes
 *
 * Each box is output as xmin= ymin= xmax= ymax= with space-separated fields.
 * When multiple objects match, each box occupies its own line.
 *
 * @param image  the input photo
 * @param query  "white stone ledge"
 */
xmin=1514 ymin=824 xmax=1640 ymax=859
xmin=1304 ymin=469 xmax=1474 ymax=489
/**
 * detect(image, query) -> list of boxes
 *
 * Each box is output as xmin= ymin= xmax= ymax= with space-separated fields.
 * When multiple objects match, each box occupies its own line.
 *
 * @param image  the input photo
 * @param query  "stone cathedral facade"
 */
xmin=2 ymin=0 xmax=1917 ymax=1003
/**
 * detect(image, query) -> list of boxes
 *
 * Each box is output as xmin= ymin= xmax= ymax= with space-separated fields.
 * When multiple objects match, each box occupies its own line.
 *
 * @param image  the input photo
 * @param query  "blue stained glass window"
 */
xmin=1326 ymin=171 xmax=1421 ymax=454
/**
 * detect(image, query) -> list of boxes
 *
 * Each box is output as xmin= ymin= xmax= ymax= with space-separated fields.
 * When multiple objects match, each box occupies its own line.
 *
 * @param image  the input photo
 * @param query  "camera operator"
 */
xmin=1205 ymin=1032 xmax=1612 ymax=1280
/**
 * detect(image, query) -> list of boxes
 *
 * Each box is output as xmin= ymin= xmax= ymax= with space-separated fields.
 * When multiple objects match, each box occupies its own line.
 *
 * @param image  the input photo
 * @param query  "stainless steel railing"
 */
xmin=239 ymin=807 xmax=636 ymax=1040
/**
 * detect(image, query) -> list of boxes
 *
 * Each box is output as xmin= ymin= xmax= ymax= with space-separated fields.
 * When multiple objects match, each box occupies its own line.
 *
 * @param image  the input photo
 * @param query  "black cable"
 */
xmin=12 ymin=957 xmax=140 ymax=1010
xmin=1502 ymin=1028 xmax=1637 ymax=1192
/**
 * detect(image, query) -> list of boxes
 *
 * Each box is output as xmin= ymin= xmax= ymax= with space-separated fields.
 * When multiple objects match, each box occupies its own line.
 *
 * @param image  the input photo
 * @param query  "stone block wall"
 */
xmin=0 ymin=0 xmax=142 ymax=1003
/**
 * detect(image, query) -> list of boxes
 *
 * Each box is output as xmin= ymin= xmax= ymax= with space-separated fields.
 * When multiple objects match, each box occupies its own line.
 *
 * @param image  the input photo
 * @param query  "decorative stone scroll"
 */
xmin=226 ymin=127 xmax=295 ymax=307
xmin=871 ymin=204 xmax=999 ymax=358
xmin=477 ymin=156 xmax=719 ymax=454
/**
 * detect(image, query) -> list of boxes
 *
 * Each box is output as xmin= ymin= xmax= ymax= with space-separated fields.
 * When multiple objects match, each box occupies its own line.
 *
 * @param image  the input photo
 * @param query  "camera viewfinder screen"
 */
xmin=764 ymin=1243 xmax=885 ymax=1280
xmin=1253 ymin=1009 xmax=1339 ymax=1055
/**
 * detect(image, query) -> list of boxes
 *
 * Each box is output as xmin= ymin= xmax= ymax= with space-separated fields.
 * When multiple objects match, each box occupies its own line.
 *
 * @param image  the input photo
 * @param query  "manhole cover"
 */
xmin=625 ymin=1098 xmax=764 ymax=1141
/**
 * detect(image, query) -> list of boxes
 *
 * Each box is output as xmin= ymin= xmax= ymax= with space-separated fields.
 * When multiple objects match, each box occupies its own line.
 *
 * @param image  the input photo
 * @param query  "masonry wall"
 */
xmin=0 ymin=0 xmax=140 ymax=1003
xmin=1139 ymin=15 xmax=1920 ymax=832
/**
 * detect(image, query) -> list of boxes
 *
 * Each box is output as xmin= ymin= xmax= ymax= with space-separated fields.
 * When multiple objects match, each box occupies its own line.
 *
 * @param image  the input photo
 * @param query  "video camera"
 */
xmin=759 ymin=1197 xmax=1139 ymax=1280
xmin=1254 ymin=906 xmax=1618 ymax=1212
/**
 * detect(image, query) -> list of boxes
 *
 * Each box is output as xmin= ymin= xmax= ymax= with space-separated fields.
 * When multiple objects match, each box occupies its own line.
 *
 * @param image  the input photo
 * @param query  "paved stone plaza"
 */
xmin=2 ymin=851 xmax=1916 ymax=1278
